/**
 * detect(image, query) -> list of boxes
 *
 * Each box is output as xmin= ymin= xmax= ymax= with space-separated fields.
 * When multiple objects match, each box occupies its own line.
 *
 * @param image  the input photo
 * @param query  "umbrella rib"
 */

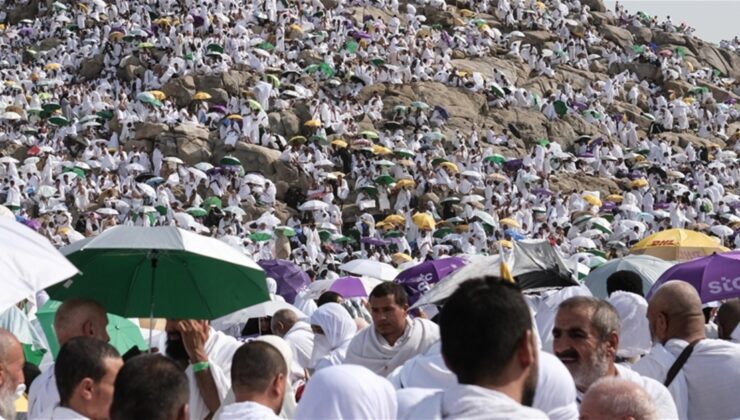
xmin=126 ymin=254 xmax=150 ymax=316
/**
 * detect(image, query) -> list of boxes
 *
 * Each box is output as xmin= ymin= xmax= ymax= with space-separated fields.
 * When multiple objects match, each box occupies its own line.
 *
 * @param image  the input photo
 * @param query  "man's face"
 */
xmin=88 ymin=357 xmax=123 ymax=420
xmin=0 ymin=340 xmax=25 ymax=419
xmin=369 ymin=295 xmax=408 ymax=339
xmin=552 ymin=307 xmax=610 ymax=391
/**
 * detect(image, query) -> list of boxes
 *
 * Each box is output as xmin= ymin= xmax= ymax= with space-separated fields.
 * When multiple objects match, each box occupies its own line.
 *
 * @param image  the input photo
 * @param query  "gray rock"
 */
xmin=269 ymin=111 xmax=300 ymax=139
xmin=203 ymin=88 xmax=229 ymax=105
xmin=78 ymin=53 xmax=105 ymax=80
xmin=581 ymin=0 xmax=607 ymax=12
xmin=600 ymin=24 xmax=634 ymax=50
xmin=162 ymin=76 xmax=196 ymax=108
xmin=653 ymin=31 xmax=687 ymax=46
xmin=134 ymin=123 xmax=168 ymax=140
xmin=627 ymin=24 xmax=653 ymax=44
xmin=522 ymin=31 xmax=555 ymax=48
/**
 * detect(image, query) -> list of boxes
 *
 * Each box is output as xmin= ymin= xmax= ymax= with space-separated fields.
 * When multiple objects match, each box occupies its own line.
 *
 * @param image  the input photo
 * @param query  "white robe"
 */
xmin=283 ymin=321 xmax=314 ymax=371
xmin=634 ymin=338 xmax=740 ymax=419
xmin=216 ymin=401 xmax=281 ymax=420
xmin=28 ymin=364 xmax=58 ymax=419
xmin=344 ymin=317 xmax=440 ymax=376
xmin=399 ymin=384 xmax=548 ymax=420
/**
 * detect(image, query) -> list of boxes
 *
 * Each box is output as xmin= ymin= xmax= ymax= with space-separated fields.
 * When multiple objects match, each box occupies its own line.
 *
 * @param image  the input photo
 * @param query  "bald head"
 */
xmin=0 ymin=329 xmax=25 ymax=420
xmin=271 ymin=309 xmax=298 ymax=338
xmin=580 ymin=377 xmax=657 ymax=420
xmin=648 ymin=281 xmax=705 ymax=344
xmin=717 ymin=300 xmax=740 ymax=341
xmin=55 ymin=299 xmax=110 ymax=346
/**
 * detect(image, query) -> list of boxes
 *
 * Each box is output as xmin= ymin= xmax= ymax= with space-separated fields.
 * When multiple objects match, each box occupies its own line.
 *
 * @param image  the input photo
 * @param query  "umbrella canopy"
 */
xmin=649 ymin=251 xmax=740 ymax=303
xmin=0 ymin=217 xmax=78 ymax=313
xmin=412 ymin=212 xmax=435 ymax=230
xmin=298 ymin=200 xmax=329 ymax=212
xmin=500 ymin=218 xmax=521 ymax=228
xmin=257 ymin=259 xmax=311 ymax=304
xmin=584 ymin=255 xmax=674 ymax=298
xmin=46 ymin=226 xmax=268 ymax=319
xmin=37 ymin=300 xmax=147 ymax=359
xmin=630 ymin=229 xmax=728 ymax=261
xmin=394 ymin=257 xmax=466 ymax=304
xmin=211 ymin=300 xmax=305 ymax=331
xmin=339 ymin=259 xmax=397 ymax=281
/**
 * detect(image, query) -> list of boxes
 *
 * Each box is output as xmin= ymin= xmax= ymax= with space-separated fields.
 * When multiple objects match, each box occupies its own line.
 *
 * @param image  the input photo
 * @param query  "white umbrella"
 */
xmin=194 ymin=162 xmax=214 ymax=172
xmin=127 ymin=162 xmax=145 ymax=172
xmin=461 ymin=170 xmax=482 ymax=179
xmin=136 ymin=182 xmax=156 ymax=198
xmin=244 ymin=174 xmax=266 ymax=186
xmin=571 ymin=237 xmax=596 ymax=249
xmin=473 ymin=210 xmax=496 ymax=226
xmin=412 ymin=255 xmax=500 ymax=308
xmin=298 ymin=200 xmax=329 ymax=212
xmin=0 ymin=205 xmax=14 ymax=218
xmin=710 ymin=225 xmax=733 ymax=238
xmin=461 ymin=194 xmax=485 ymax=204
xmin=96 ymin=207 xmax=119 ymax=216
xmin=339 ymin=259 xmax=397 ymax=281
xmin=0 ymin=217 xmax=79 ymax=312
xmin=584 ymin=255 xmax=674 ymax=298
xmin=224 ymin=206 xmax=246 ymax=216
xmin=620 ymin=204 xmax=641 ymax=214
xmin=211 ymin=300 xmax=305 ymax=331
xmin=162 ymin=156 xmax=184 ymax=164
xmin=37 ymin=185 xmax=57 ymax=198
xmin=187 ymin=167 xmax=207 ymax=181
xmin=0 ymin=156 xmax=20 ymax=164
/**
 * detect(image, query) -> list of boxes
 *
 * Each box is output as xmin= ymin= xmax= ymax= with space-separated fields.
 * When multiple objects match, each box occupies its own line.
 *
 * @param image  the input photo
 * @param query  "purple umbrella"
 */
xmin=328 ymin=276 xmax=367 ymax=298
xmin=601 ymin=201 xmax=617 ymax=210
xmin=577 ymin=152 xmax=594 ymax=158
xmin=209 ymin=104 xmax=227 ymax=114
xmin=654 ymin=202 xmax=670 ymax=210
xmin=394 ymin=257 xmax=466 ymax=304
xmin=361 ymin=237 xmax=388 ymax=247
xmin=504 ymin=159 xmax=523 ymax=172
xmin=257 ymin=259 xmax=310 ymax=304
xmin=648 ymin=251 xmax=740 ymax=303
xmin=20 ymin=27 xmax=33 ymax=36
xmin=532 ymin=188 xmax=552 ymax=197
xmin=192 ymin=14 xmax=205 ymax=27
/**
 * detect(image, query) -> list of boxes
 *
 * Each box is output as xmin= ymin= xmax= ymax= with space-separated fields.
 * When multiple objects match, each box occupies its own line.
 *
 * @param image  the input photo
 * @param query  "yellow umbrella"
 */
xmin=192 ymin=91 xmax=211 ymax=100
xmin=498 ymin=239 xmax=514 ymax=249
xmin=383 ymin=214 xmax=406 ymax=226
xmin=630 ymin=228 xmax=729 ymax=261
xmin=535 ymin=1 xmax=546 ymax=9
xmin=153 ymin=17 xmax=172 ymax=26
xmin=583 ymin=194 xmax=602 ymax=207
xmin=488 ymin=173 xmax=508 ymax=182
xmin=304 ymin=119 xmax=321 ymax=128
xmin=148 ymin=90 xmax=166 ymax=101
xmin=397 ymin=159 xmax=414 ymax=167
xmin=396 ymin=179 xmax=416 ymax=188
xmin=109 ymin=32 xmax=124 ymax=42
xmin=289 ymin=23 xmax=304 ymax=33
xmin=500 ymin=218 xmax=521 ymax=228
xmin=331 ymin=139 xmax=348 ymax=148
xmin=631 ymin=179 xmax=649 ymax=188
xmin=76 ymin=3 xmax=89 ymax=13
xmin=391 ymin=252 xmax=412 ymax=265
xmin=606 ymin=194 xmax=623 ymax=202
xmin=227 ymin=114 xmax=243 ymax=120
xmin=440 ymin=162 xmax=459 ymax=173
xmin=412 ymin=213 xmax=436 ymax=230
xmin=44 ymin=63 xmax=61 ymax=71
xmin=372 ymin=144 xmax=392 ymax=155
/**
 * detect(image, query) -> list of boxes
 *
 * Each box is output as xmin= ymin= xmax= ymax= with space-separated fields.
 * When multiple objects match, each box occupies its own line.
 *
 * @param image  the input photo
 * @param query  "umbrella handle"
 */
xmin=148 ymin=250 xmax=158 ymax=350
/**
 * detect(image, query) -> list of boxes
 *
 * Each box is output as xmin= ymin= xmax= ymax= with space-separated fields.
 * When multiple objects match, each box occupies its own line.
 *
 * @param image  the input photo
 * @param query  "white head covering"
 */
xmin=309 ymin=303 xmax=357 ymax=368
xmin=607 ymin=291 xmax=652 ymax=358
xmin=295 ymin=365 xmax=398 ymax=420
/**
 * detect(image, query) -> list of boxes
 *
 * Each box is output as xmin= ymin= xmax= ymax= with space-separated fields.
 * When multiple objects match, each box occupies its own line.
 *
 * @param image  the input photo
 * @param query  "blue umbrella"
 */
xmin=505 ymin=229 xmax=525 ymax=241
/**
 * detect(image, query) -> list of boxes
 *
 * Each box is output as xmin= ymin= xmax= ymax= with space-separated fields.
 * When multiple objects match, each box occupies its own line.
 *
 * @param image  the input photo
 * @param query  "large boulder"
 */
xmin=195 ymin=75 xmax=224 ymax=91
xmin=451 ymin=57 xmax=530 ymax=85
xmin=600 ymin=25 xmax=634 ymax=50
xmin=134 ymin=122 xmax=168 ymax=141
xmin=488 ymin=108 xmax=549 ymax=145
xmin=162 ymin=75 xmax=196 ymax=108
xmin=627 ymin=24 xmax=653 ymax=44
xmin=589 ymin=12 xmax=615 ymax=27
xmin=581 ymin=0 xmax=607 ymax=12
xmin=203 ymin=88 xmax=230 ymax=105
xmin=549 ymin=173 xmax=620 ymax=196
xmin=522 ymin=31 xmax=555 ymax=48
xmin=684 ymin=38 xmax=740 ymax=79
xmin=35 ymin=37 xmax=63 ymax=52
xmin=609 ymin=61 xmax=662 ymax=83
xmin=8 ymin=0 xmax=39 ymax=24
xmin=78 ymin=53 xmax=105 ymax=80
xmin=268 ymin=111 xmax=300 ymax=139
xmin=653 ymin=31 xmax=687 ymax=46
xmin=221 ymin=70 xmax=252 ymax=97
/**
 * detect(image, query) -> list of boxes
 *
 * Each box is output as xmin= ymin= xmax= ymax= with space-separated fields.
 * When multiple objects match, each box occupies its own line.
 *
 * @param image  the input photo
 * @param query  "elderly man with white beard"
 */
xmin=552 ymin=297 xmax=678 ymax=419
xmin=0 ymin=329 xmax=25 ymax=420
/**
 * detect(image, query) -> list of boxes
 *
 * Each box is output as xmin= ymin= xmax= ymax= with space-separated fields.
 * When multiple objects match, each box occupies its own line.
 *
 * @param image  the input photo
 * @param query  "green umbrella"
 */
xmin=202 ymin=196 xmax=222 ymax=209
xmin=441 ymin=196 xmax=461 ymax=204
xmin=411 ymin=101 xmax=430 ymax=110
xmin=631 ymin=44 xmax=645 ymax=54
xmin=536 ymin=138 xmax=551 ymax=146
xmin=383 ymin=230 xmax=403 ymax=238
xmin=318 ymin=230 xmax=332 ymax=242
xmin=433 ymin=227 xmax=453 ymax=239
xmin=257 ymin=41 xmax=274 ymax=51
xmin=275 ymin=226 xmax=296 ymax=237
xmin=220 ymin=155 xmax=241 ymax=166
xmin=138 ymin=42 xmax=155 ymax=49
xmin=42 ymin=103 xmax=61 ymax=112
xmin=360 ymin=185 xmax=379 ymax=195
xmin=344 ymin=40 xmax=359 ymax=53
xmin=49 ymin=116 xmax=69 ymax=126
xmin=394 ymin=149 xmax=414 ymax=158
xmin=370 ymin=57 xmax=385 ymax=67
xmin=431 ymin=157 xmax=449 ymax=166
xmin=332 ymin=235 xmax=355 ymax=244
xmin=97 ymin=110 xmax=114 ymax=120
xmin=675 ymin=47 xmax=686 ymax=58
xmin=249 ymin=232 xmax=273 ymax=242
xmin=490 ymin=83 xmax=505 ymax=98
xmin=553 ymin=100 xmax=567 ymax=117
xmin=637 ymin=11 xmax=651 ymax=22
xmin=186 ymin=207 xmax=208 ymax=217
xmin=310 ymin=134 xmax=328 ymax=145
xmin=375 ymin=175 xmax=395 ymax=185
xmin=247 ymin=99 xmax=262 ymax=111
xmin=319 ymin=62 xmax=335 ymax=78
xmin=360 ymin=130 xmax=379 ymax=139
xmin=484 ymin=154 xmax=506 ymax=164
xmin=46 ymin=226 xmax=269 ymax=321
xmin=206 ymin=43 xmax=224 ymax=55
xmin=63 ymin=167 xmax=85 ymax=179
xmin=688 ymin=86 xmax=709 ymax=95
